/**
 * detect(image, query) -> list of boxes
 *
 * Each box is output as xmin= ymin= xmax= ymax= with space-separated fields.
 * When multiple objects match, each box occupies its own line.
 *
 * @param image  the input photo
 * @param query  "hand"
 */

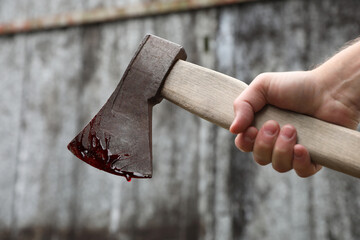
xmin=230 ymin=40 xmax=360 ymax=177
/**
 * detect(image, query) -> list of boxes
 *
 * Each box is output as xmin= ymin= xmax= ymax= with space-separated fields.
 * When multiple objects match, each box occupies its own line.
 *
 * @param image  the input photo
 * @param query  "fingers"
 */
xmin=230 ymin=74 xmax=270 ymax=134
xmin=293 ymin=144 xmax=322 ymax=177
xmin=272 ymin=125 xmax=297 ymax=172
xmin=230 ymin=100 xmax=255 ymax=134
xmin=230 ymin=71 xmax=324 ymax=178
xmin=236 ymin=121 xmax=322 ymax=177
xmin=234 ymin=126 xmax=258 ymax=152
xmin=253 ymin=120 xmax=280 ymax=166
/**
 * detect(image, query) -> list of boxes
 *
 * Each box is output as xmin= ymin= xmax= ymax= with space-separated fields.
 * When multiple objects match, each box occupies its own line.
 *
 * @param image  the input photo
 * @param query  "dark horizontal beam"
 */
xmin=0 ymin=0 xmax=257 ymax=35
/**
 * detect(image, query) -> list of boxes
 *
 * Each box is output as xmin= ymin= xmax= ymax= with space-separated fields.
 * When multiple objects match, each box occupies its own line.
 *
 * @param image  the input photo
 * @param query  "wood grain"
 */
xmin=162 ymin=60 xmax=360 ymax=178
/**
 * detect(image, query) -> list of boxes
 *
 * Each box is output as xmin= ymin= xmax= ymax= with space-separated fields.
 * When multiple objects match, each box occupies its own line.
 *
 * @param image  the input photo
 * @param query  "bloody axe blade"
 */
xmin=67 ymin=35 xmax=187 ymax=181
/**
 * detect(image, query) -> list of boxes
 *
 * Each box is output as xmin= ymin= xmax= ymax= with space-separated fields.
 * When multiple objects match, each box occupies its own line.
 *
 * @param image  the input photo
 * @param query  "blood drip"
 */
xmin=67 ymin=117 xmax=149 ymax=182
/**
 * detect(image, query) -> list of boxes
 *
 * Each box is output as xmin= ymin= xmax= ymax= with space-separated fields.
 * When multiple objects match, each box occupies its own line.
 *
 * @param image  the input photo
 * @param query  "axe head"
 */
xmin=67 ymin=35 xmax=187 ymax=181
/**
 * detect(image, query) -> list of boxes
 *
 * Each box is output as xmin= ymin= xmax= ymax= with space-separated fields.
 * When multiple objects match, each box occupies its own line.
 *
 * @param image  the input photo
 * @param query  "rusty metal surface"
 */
xmin=0 ymin=0 xmax=257 ymax=35
xmin=67 ymin=35 xmax=187 ymax=180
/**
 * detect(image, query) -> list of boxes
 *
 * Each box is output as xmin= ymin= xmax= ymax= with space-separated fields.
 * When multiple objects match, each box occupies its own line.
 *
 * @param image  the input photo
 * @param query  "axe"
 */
xmin=68 ymin=35 xmax=360 ymax=180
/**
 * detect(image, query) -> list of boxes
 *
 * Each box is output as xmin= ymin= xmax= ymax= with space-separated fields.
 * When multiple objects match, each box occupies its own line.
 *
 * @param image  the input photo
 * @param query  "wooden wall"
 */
xmin=0 ymin=0 xmax=359 ymax=239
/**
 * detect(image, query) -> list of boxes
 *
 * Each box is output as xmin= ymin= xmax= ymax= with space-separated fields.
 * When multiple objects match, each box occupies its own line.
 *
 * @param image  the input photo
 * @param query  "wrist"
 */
xmin=310 ymin=41 xmax=360 ymax=128
xmin=314 ymin=40 xmax=360 ymax=84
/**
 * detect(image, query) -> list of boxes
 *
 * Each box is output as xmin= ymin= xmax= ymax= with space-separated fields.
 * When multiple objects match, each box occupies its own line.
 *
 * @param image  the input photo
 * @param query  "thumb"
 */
xmin=230 ymin=74 xmax=270 ymax=133
xmin=229 ymin=100 xmax=254 ymax=133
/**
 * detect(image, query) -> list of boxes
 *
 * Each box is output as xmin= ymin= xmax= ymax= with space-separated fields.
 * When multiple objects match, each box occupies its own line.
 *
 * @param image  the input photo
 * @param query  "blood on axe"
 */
xmin=68 ymin=35 xmax=186 ymax=181
xmin=68 ymin=35 xmax=360 ymax=181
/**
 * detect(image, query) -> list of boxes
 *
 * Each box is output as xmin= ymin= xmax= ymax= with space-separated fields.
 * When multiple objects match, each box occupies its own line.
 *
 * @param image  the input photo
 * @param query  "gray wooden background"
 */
xmin=1 ymin=0 xmax=359 ymax=239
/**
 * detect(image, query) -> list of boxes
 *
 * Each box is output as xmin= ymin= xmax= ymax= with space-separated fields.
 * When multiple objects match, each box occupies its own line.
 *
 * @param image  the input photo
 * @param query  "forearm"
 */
xmin=312 ymin=39 xmax=360 ymax=128
xmin=318 ymin=38 xmax=360 ymax=83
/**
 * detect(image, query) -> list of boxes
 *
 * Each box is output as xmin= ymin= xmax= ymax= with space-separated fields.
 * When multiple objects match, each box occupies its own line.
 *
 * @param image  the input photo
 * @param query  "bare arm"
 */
xmin=230 ymin=39 xmax=360 ymax=177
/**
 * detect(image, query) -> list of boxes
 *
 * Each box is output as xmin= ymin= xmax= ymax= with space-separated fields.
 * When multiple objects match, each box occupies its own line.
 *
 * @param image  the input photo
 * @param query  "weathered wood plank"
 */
xmin=0 ymin=1 xmax=28 ymax=239
xmin=0 ymin=0 xmax=256 ymax=35
xmin=0 ymin=35 xmax=26 ymax=238
xmin=0 ymin=1 xmax=360 ymax=240
xmin=10 ymin=29 xmax=83 ymax=239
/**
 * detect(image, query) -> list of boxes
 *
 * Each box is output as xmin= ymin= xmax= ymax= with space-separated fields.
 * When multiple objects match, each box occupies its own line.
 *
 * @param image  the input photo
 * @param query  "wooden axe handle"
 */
xmin=162 ymin=60 xmax=360 ymax=178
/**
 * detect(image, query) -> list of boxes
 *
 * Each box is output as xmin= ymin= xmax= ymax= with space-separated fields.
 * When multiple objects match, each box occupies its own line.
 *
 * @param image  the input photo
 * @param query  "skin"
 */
xmin=230 ymin=39 xmax=360 ymax=177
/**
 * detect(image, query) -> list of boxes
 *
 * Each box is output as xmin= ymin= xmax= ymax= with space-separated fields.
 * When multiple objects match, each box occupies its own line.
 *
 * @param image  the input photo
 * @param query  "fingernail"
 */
xmin=244 ymin=134 xmax=255 ymax=143
xmin=264 ymin=121 xmax=278 ymax=136
xmin=281 ymin=126 xmax=295 ymax=140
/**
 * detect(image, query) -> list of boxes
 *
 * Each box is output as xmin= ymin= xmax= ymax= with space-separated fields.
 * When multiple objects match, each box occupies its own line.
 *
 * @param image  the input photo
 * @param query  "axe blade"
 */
xmin=67 ymin=35 xmax=187 ymax=180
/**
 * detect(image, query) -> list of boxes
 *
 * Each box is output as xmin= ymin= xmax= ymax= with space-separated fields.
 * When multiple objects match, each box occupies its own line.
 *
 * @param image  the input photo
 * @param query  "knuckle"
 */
xmin=272 ymin=160 xmax=292 ymax=173
xmin=256 ymin=138 xmax=274 ymax=151
xmin=274 ymin=146 xmax=289 ymax=155
xmin=253 ymin=72 xmax=272 ymax=85
xmin=253 ymin=154 xmax=270 ymax=166
xmin=255 ymin=159 xmax=270 ymax=166
xmin=235 ymin=142 xmax=247 ymax=153
xmin=295 ymin=170 xmax=312 ymax=178
xmin=233 ymin=97 xmax=241 ymax=107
